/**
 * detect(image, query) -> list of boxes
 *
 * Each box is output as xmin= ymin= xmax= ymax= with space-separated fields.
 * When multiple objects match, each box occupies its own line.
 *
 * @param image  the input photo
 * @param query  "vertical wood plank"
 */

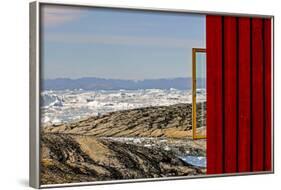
xmin=264 ymin=18 xmax=272 ymax=171
xmin=251 ymin=18 xmax=265 ymax=171
xmin=223 ymin=16 xmax=237 ymax=173
xmin=206 ymin=15 xmax=223 ymax=174
xmin=238 ymin=17 xmax=252 ymax=172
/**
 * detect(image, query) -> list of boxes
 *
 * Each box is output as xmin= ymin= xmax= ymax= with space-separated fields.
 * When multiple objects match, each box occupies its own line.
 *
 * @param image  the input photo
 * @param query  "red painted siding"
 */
xmin=238 ymin=17 xmax=251 ymax=172
xmin=264 ymin=19 xmax=272 ymax=171
xmin=206 ymin=15 xmax=223 ymax=174
xmin=224 ymin=16 xmax=238 ymax=173
xmin=206 ymin=16 xmax=272 ymax=174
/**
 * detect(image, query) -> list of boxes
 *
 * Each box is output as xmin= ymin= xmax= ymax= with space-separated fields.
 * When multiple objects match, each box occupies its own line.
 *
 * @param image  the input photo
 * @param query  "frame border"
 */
xmin=30 ymin=1 xmax=40 ymax=188
xmin=29 ymin=1 xmax=275 ymax=188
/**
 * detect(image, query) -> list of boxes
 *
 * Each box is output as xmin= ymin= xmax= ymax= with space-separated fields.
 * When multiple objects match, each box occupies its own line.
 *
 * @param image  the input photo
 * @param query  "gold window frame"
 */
xmin=192 ymin=48 xmax=206 ymax=139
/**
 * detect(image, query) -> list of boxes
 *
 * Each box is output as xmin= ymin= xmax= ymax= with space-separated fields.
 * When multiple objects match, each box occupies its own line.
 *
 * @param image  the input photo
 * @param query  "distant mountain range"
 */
xmin=42 ymin=77 xmax=206 ymax=90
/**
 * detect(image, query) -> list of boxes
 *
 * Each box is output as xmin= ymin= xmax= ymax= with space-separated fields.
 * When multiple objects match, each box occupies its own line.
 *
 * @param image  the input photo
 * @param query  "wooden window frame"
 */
xmin=192 ymin=48 xmax=206 ymax=140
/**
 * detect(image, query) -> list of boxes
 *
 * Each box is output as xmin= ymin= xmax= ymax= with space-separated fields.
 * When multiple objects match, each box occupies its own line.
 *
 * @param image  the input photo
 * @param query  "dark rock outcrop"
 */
xmin=41 ymin=133 xmax=205 ymax=185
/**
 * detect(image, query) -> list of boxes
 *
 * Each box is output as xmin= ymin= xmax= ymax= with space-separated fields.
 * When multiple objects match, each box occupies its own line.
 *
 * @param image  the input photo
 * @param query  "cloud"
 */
xmin=45 ymin=33 xmax=204 ymax=48
xmin=41 ymin=5 xmax=83 ymax=27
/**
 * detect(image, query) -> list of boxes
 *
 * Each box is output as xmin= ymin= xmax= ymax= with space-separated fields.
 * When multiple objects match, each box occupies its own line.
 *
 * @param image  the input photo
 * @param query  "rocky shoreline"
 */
xmin=41 ymin=102 xmax=206 ymax=185
xmin=43 ymin=102 xmax=206 ymax=138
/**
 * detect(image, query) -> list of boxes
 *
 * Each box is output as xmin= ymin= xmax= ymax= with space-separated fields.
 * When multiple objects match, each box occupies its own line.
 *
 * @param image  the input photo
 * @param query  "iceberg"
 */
xmin=40 ymin=89 xmax=206 ymax=125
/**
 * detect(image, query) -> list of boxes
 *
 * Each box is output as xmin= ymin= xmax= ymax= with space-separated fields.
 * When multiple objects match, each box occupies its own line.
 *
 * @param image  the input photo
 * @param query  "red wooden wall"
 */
xmin=206 ymin=15 xmax=272 ymax=174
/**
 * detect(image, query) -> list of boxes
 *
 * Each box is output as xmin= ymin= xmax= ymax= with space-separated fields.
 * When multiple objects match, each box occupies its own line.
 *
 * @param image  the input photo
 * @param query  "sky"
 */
xmin=41 ymin=5 xmax=206 ymax=80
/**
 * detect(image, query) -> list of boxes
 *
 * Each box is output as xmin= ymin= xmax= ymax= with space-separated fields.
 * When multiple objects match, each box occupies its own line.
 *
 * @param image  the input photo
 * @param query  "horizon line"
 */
xmin=43 ymin=76 xmax=207 ymax=81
